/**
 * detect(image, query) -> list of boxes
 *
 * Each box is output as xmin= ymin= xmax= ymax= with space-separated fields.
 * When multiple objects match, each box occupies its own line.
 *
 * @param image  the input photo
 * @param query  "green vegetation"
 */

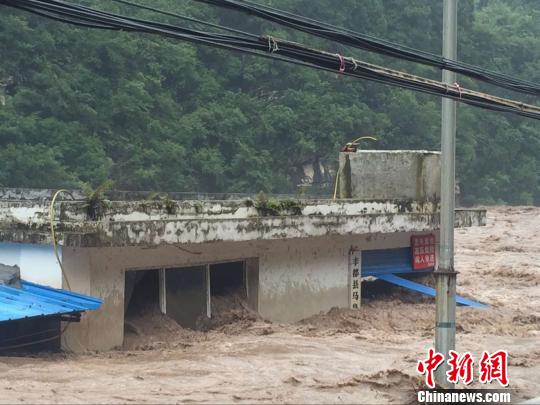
xmin=83 ymin=179 xmax=113 ymax=220
xmin=254 ymin=192 xmax=303 ymax=216
xmin=160 ymin=194 xmax=177 ymax=215
xmin=0 ymin=0 xmax=538 ymax=205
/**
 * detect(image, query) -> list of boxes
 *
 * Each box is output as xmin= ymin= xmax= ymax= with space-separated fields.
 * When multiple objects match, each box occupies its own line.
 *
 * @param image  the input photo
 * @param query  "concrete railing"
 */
xmin=0 ymin=189 xmax=485 ymax=247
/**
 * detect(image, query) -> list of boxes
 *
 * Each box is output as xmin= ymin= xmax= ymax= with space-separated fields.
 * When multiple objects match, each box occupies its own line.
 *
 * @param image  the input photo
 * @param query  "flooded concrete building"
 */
xmin=0 ymin=150 xmax=486 ymax=351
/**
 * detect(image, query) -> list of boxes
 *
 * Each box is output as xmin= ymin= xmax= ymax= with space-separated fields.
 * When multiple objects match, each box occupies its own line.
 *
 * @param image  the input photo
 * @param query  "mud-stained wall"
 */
xmin=63 ymin=240 xmax=263 ymax=351
xmin=61 ymin=231 xmax=425 ymax=351
xmin=339 ymin=150 xmax=441 ymax=201
xmin=257 ymin=238 xmax=349 ymax=322
xmin=1 ymin=191 xmax=486 ymax=248
xmin=62 ymin=248 xmax=124 ymax=352
xmin=61 ymin=248 xmax=91 ymax=351
xmin=257 ymin=232 xmax=418 ymax=321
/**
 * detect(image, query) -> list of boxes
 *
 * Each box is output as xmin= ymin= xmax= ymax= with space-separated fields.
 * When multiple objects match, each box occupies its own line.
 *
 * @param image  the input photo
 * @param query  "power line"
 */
xmin=194 ymin=0 xmax=540 ymax=96
xmin=1 ymin=0 xmax=539 ymax=120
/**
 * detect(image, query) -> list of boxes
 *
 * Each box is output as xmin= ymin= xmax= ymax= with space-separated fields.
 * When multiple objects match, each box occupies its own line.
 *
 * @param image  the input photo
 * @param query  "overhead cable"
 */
xmin=194 ymin=0 xmax=540 ymax=96
xmin=1 ymin=0 xmax=539 ymax=121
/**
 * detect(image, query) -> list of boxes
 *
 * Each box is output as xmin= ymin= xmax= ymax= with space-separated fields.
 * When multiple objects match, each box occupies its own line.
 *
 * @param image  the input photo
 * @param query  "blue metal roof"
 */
xmin=0 ymin=281 xmax=102 ymax=323
xmin=362 ymin=247 xmax=433 ymax=276
xmin=377 ymin=274 xmax=488 ymax=309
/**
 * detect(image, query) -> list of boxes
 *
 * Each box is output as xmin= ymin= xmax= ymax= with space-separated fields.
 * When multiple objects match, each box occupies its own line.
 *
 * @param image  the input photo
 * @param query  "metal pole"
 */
xmin=435 ymin=0 xmax=458 ymax=388
xmin=206 ymin=264 xmax=212 ymax=318
xmin=158 ymin=268 xmax=166 ymax=314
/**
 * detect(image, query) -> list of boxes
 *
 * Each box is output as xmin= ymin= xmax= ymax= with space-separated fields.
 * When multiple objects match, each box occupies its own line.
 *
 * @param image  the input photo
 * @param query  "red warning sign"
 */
xmin=411 ymin=234 xmax=436 ymax=270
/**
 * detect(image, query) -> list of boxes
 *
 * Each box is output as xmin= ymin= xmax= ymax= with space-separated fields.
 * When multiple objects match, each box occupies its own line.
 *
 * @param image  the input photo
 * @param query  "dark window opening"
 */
xmin=210 ymin=261 xmax=245 ymax=298
xmin=361 ymin=273 xmax=433 ymax=304
xmin=124 ymin=269 xmax=166 ymax=348
xmin=360 ymin=247 xmax=433 ymax=304
xmin=361 ymin=278 xmax=402 ymax=301
xmin=165 ymin=266 xmax=207 ymax=329
xmin=124 ymin=269 xmax=159 ymax=319
xmin=196 ymin=261 xmax=251 ymax=331
xmin=123 ymin=260 xmax=258 ymax=339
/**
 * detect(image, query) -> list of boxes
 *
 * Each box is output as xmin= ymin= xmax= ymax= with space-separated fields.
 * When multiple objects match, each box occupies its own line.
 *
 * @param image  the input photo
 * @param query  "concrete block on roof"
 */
xmin=339 ymin=150 xmax=441 ymax=201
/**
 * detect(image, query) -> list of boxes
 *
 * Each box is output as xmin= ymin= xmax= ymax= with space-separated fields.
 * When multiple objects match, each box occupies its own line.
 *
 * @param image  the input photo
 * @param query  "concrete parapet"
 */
xmin=0 ymin=194 xmax=484 ymax=247
xmin=339 ymin=150 xmax=441 ymax=201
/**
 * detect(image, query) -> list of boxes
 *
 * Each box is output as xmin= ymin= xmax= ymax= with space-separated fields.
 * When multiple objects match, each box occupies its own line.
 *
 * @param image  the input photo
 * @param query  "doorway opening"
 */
xmin=165 ymin=265 xmax=207 ymax=329
xmin=122 ymin=258 xmax=260 ymax=344
xmin=210 ymin=261 xmax=246 ymax=298
xmin=198 ymin=260 xmax=254 ymax=330
xmin=123 ymin=269 xmax=164 ymax=345
xmin=124 ymin=269 xmax=159 ymax=317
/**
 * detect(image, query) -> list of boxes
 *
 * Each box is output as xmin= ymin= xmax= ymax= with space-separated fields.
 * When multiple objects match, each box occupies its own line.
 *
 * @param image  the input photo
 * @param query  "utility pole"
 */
xmin=435 ymin=0 xmax=457 ymax=388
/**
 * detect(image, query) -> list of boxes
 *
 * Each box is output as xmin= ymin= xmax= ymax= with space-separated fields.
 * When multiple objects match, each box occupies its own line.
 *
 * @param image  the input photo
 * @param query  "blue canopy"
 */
xmin=0 ymin=281 xmax=102 ymax=323
xmin=377 ymin=273 xmax=488 ymax=309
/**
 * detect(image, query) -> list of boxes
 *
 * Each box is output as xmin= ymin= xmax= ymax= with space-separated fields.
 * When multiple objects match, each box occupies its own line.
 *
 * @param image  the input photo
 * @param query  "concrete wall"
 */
xmin=339 ymin=150 xmax=441 ymax=201
xmin=61 ymin=248 xmax=123 ymax=352
xmin=61 ymin=231 xmax=423 ymax=351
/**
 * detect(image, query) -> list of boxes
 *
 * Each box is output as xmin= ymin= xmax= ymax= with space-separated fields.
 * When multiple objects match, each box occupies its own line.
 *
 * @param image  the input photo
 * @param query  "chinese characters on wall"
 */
xmin=349 ymin=250 xmax=360 ymax=309
xmin=411 ymin=234 xmax=436 ymax=270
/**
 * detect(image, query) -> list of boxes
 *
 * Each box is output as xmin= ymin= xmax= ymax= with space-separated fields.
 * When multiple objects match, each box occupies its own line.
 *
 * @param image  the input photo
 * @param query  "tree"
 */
xmin=0 ymin=1 xmax=538 ymax=204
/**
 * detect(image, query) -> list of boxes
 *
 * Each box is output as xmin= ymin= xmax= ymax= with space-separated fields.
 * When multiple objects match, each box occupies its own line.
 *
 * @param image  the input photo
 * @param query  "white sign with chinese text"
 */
xmin=349 ymin=249 xmax=361 ymax=309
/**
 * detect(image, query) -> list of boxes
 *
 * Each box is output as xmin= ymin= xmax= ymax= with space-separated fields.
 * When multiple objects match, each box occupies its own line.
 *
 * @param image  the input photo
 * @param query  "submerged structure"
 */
xmin=0 ymin=263 xmax=102 ymax=351
xmin=0 ymin=150 xmax=486 ymax=351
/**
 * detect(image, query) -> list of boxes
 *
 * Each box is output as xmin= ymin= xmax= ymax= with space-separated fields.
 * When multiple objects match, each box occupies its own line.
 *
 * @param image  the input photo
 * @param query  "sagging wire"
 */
xmin=49 ymin=191 xmax=74 ymax=365
xmin=333 ymin=136 xmax=378 ymax=200
xmin=0 ymin=189 xmax=77 ymax=352
xmin=346 ymin=136 xmax=378 ymax=149
xmin=332 ymin=169 xmax=341 ymax=200
xmin=49 ymin=189 xmax=74 ymax=291
xmin=196 ymin=0 xmax=540 ymax=96
xmin=1 ymin=0 xmax=540 ymax=120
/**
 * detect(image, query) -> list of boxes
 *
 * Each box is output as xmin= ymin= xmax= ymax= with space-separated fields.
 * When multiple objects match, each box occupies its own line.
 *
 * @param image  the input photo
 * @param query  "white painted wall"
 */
xmin=0 ymin=242 xmax=62 ymax=287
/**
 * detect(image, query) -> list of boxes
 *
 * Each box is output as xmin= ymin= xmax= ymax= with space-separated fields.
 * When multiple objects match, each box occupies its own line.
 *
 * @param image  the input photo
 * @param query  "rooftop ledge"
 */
xmin=0 ymin=188 xmax=486 ymax=248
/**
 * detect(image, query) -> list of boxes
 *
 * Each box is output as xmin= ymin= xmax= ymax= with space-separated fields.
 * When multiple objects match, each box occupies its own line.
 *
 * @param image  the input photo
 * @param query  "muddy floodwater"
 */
xmin=0 ymin=206 xmax=539 ymax=404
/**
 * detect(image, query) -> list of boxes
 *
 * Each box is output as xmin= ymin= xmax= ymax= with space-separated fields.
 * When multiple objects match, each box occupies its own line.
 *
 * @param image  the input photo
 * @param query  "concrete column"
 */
xmin=258 ymin=237 xmax=349 ymax=322
xmin=87 ymin=250 xmax=125 ymax=350
xmin=159 ymin=268 xmax=166 ymax=314
xmin=62 ymin=247 xmax=125 ymax=352
xmin=245 ymin=258 xmax=259 ymax=311
xmin=60 ymin=247 xmax=91 ymax=352
xmin=205 ymin=264 xmax=211 ymax=318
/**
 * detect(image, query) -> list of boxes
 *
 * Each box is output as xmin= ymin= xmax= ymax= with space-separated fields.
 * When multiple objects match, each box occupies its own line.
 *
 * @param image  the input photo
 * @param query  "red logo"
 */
xmin=416 ymin=348 xmax=445 ymax=388
xmin=446 ymin=350 xmax=474 ymax=385
xmin=479 ymin=350 xmax=509 ymax=386
xmin=417 ymin=349 xmax=509 ymax=387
